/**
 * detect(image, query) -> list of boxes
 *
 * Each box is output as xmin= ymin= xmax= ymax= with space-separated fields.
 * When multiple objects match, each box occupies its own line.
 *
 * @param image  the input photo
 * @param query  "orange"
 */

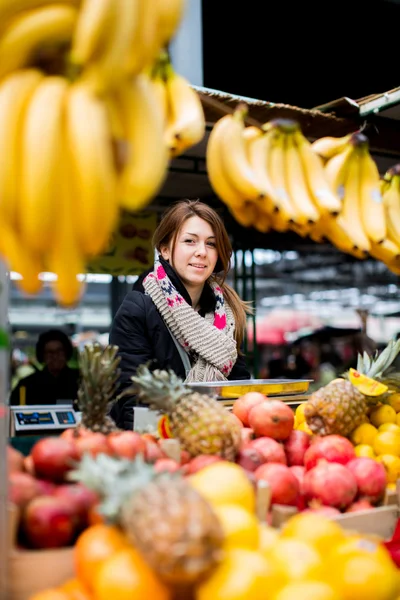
xmin=61 ymin=578 xmax=94 ymax=600
xmin=265 ymin=538 xmax=325 ymax=581
xmin=28 ymin=591 xmax=72 ymax=600
xmin=74 ymin=524 xmax=130 ymax=591
xmin=93 ymin=547 xmax=171 ymax=600
xmin=212 ymin=503 xmax=259 ymax=550
xmin=189 ymin=462 xmax=255 ymax=512
xmin=373 ymin=431 xmax=400 ymax=456
xmin=280 ymin=513 xmax=345 ymax=555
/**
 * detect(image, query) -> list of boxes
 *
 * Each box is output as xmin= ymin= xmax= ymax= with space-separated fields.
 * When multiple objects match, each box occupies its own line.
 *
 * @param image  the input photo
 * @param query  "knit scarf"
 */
xmin=143 ymin=258 xmax=237 ymax=382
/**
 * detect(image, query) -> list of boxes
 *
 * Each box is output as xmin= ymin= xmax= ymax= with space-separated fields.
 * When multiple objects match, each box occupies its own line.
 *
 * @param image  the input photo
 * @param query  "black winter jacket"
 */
xmin=109 ymin=258 xmax=250 ymax=429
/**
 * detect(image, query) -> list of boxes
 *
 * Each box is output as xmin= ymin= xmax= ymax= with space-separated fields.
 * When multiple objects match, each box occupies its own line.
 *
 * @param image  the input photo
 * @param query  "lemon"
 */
xmin=350 ymin=423 xmax=378 ymax=446
xmin=379 ymin=423 xmax=400 ymax=434
xmin=297 ymin=421 xmax=313 ymax=435
xmin=189 ymin=461 xmax=255 ymax=512
xmin=376 ymin=454 xmax=400 ymax=483
xmin=258 ymin=523 xmax=279 ymax=552
xmin=388 ymin=393 xmax=400 ymax=413
xmin=397 ymin=413 xmax=400 ymax=427
xmin=295 ymin=403 xmax=306 ymax=424
xmin=354 ymin=444 xmax=376 ymax=458
xmin=213 ymin=504 xmax=259 ymax=550
xmin=265 ymin=538 xmax=325 ymax=581
xmin=196 ymin=548 xmax=286 ymax=600
xmin=373 ymin=431 xmax=400 ymax=456
xmin=387 ymin=482 xmax=397 ymax=491
xmin=370 ymin=405 xmax=397 ymax=427
xmin=280 ymin=513 xmax=345 ymax=556
xmin=275 ymin=581 xmax=340 ymax=600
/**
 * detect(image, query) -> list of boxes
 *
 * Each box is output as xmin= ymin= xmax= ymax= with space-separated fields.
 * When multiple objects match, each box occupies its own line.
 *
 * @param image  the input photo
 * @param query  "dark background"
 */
xmin=202 ymin=0 xmax=400 ymax=109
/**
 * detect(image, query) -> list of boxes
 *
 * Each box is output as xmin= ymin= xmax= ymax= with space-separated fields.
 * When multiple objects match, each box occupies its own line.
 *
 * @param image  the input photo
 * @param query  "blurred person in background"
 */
xmin=10 ymin=329 xmax=80 ymax=406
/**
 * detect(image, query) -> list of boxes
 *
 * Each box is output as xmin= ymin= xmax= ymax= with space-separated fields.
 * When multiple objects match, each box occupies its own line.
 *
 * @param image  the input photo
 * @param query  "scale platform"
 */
xmin=9 ymin=404 xmax=82 ymax=436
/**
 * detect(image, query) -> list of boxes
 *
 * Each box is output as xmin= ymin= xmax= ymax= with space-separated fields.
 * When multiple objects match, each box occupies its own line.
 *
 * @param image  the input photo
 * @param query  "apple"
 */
xmin=107 ymin=431 xmax=146 ymax=459
xmin=248 ymin=400 xmax=294 ymax=440
xmin=22 ymin=496 xmax=77 ymax=549
xmin=31 ymin=437 xmax=80 ymax=483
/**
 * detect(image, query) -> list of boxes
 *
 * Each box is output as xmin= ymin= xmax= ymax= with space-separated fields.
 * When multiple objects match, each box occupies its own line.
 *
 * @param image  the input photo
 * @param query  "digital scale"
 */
xmin=9 ymin=404 xmax=82 ymax=436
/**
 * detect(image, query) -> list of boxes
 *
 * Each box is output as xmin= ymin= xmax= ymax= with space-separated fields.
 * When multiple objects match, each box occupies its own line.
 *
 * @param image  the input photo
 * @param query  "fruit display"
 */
xmin=0 ymin=0 xmax=205 ymax=305
xmin=206 ymin=106 xmax=400 ymax=273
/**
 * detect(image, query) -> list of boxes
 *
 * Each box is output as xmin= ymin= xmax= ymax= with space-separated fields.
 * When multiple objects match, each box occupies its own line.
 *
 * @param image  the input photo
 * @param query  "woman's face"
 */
xmin=161 ymin=216 xmax=219 ymax=291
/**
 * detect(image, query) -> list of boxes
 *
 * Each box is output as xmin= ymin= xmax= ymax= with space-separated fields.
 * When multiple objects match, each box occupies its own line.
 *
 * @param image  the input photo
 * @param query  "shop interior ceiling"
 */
xmin=153 ymin=86 xmax=400 ymax=311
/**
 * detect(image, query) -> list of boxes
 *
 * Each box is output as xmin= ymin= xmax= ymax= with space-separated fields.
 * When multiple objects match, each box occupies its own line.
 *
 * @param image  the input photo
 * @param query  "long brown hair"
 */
xmin=153 ymin=200 xmax=251 ymax=348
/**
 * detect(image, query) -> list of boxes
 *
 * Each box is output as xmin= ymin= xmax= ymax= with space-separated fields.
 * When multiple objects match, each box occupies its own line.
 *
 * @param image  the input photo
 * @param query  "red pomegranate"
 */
xmin=303 ymin=505 xmax=341 ymax=516
xmin=253 ymin=463 xmax=299 ymax=506
xmin=22 ymin=495 xmax=77 ymax=549
xmin=284 ymin=430 xmax=311 ymax=466
xmin=75 ymin=433 xmax=111 ymax=458
xmin=346 ymin=499 xmax=374 ymax=512
xmin=8 ymin=472 xmax=40 ymax=509
xmin=153 ymin=458 xmax=181 ymax=473
xmin=31 ymin=437 xmax=80 ymax=483
xmin=240 ymin=427 xmax=255 ymax=445
xmin=236 ymin=446 xmax=264 ymax=472
xmin=245 ymin=437 xmax=287 ymax=465
xmin=53 ymin=483 xmax=99 ymax=528
xmin=304 ymin=435 xmax=355 ymax=470
xmin=232 ymin=392 xmax=267 ymax=426
xmin=185 ymin=455 xmax=222 ymax=475
xmin=107 ymin=431 xmax=146 ymax=459
xmin=248 ymin=400 xmax=294 ymax=440
xmin=290 ymin=465 xmax=306 ymax=511
xmin=303 ymin=462 xmax=357 ymax=510
xmin=346 ymin=457 xmax=387 ymax=504
xmin=144 ymin=441 xmax=166 ymax=463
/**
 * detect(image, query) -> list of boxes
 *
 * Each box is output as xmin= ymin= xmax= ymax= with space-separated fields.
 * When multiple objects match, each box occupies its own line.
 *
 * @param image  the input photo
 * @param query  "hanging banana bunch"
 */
xmin=0 ymin=0 xmax=206 ymax=307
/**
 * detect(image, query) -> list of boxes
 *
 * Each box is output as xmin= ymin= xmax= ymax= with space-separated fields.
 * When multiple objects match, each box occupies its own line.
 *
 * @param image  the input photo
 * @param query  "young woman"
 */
xmin=109 ymin=199 xmax=251 ymax=429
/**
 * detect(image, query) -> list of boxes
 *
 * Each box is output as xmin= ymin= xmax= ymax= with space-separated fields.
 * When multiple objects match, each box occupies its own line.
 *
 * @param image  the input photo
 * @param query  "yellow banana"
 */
xmin=164 ymin=69 xmax=205 ymax=157
xmin=206 ymin=115 xmax=246 ymax=210
xmin=126 ymin=0 xmax=161 ymax=76
xmin=243 ymin=125 xmax=262 ymax=144
xmin=149 ymin=72 xmax=169 ymax=130
xmin=295 ymin=129 xmax=342 ymax=215
xmin=82 ymin=0 xmax=139 ymax=95
xmin=19 ymin=76 xmax=68 ymax=254
xmin=266 ymin=127 xmax=299 ymax=225
xmin=340 ymin=149 xmax=371 ymax=253
xmin=0 ymin=4 xmax=77 ymax=80
xmin=70 ymin=0 xmax=115 ymax=65
xmin=322 ymin=215 xmax=359 ymax=255
xmin=229 ymin=202 xmax=257 ymax=228
xmin=157 ymin=0 xmax=186 ymax=46
xmin=324 ymin=142 xmax=355 ymax=200
xmin=118 ymin=74 xmax=169 ymax=212
xmin=359 ymin=145 xmax=386 ymax=243
xmin=311 ymin=133 xmax=354 ymax=160
xmin=382 ymin=173 xmax=400 ymax=243
xmin=0 ymin=0 xmax=78 ymax=26
xmin=0 ymin=224 xmax=42 ymax=295
xmin=253 ymin=207 xmax=271 ymax=233
xmin=285 ymin=132 xmax=320 ymax=225
xmin=65 ymin=81 xmax=118 ymax=256
xmin=370 ymin=239 xmax=400 ymax=266
xmin=246 ymin=129 xmax=278 ymax=218
xmin=0 ymin=69 xmax=43 ymax=229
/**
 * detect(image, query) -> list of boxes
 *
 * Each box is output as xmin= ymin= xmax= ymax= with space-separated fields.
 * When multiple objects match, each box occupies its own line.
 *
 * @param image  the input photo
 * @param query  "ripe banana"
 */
xmin=164 ymin=69 xmax=205 ymax=157
xmin=157 ymin=0 xmax=186 ymax=47
xmin=0 ymin=4 xmax=77 ymax=81
xmin=65 ymin=81 xmax=118 ymax=256
xmin=0 ymin=0 xmax=78 ymax=26
xmin=311 ymin=133 xmax=354 ymax=160
xmin=118 ymin=74 xmax=169 ymax=212
xmin=370 ymin=239 xmax=400 ymax=266
xmin=382 ymin=172 xmax=400 ymax=243
xmin=206 ymin=115 xmax=246 ymax=210
xmin=295 ymin=130 xmax=342 ymax=215
xmin=339 ymin=149 xmax=371 ymax=253
xmin=229 ymin=202 xmax=258 ymax=228
xmin=0 ymin=69 xmax=43 ymax=229
xmin=246 ymin=129 xmax=277 ymax=217
xmin=70 ymin=0 xmax=115 ymax=65
xmin=0 ymin=224 xmax=42 ymax=295
xmin=126 ymin=0 xmax=161 ymax=76
xmin=149 ymin=70 xmax=169 ymax=130
xmin=324 ymin=142 xmax=355 ymax=200
xmin=266 ymin=126 xmax=299 ymax=225
xmin=81 ymin=0 xmax=139 ymax=95
xmin=359 ymin=145 xmax=386 ymax=244
xmin=19 ymin=76 xmax=68 ymax=254
xmin=285 ymin=132 xmax=320 ymax=225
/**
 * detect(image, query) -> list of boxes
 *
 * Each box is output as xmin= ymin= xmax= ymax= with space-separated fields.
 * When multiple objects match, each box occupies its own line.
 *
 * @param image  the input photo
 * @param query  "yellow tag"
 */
xmin=349 ymin=369 xmax=388 ymax=396
xmin=158 ymin=415 xmax=173 ymax=439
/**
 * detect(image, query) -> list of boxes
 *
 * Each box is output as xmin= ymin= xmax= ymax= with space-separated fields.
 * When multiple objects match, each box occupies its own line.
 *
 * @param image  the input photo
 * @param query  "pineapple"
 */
xmin=70 ymin=453 xmax=224 ymax=584
xmin=305 ymin=338 xmax=400 ymax=437
xmin=128 ymin=365 xmax=241 ymax=460
xmin=77 ymin=343 xmax=121 ymax=434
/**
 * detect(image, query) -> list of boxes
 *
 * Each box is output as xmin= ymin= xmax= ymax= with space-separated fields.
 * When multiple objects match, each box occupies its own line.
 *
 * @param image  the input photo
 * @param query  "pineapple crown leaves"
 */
xmin=68 ymin=453 xmax=182 ymax=522
xmin=357 ymin=338 xmax=400 ymax=379
xmin=77 ymin=343 xmax=121 ymax=411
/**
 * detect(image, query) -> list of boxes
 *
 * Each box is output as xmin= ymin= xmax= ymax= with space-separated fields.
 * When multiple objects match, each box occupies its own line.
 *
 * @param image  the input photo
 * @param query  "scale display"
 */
xmin=16 ymin=411 xmax=54 ymax=426
xmin=10 ymin=405 xmax=80 ymax=435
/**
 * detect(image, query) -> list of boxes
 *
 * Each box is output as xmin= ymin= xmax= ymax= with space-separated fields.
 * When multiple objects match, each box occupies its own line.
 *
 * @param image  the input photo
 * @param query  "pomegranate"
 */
xmin=303 ymin=462 xmax=357 ymax=510
xmin=53 ymin=483 xmax=99 ymax=529
xmin=107 ymin=431 xmax=146 ymax=459
xmin=144 ymin=441 xmax=166 ymax=463
xmin=185 ymin=454 xmax=222 ymax=475
xmin=153 ymin=458 xmax=181 ymax=473
xmin=8 ymin=472 xmax=40 ymax=509
xmin=248 ymin=400 xmax=294 ymax=440
xmin=346 ymin=499 xmax=374 ymax=512
xmin=236 ymin=446 xmax=264 ymax=472
xmin=232 ymin=392 xmax=267 ymax=426
xmin=304 ymin=435 xmax=355 ymax=470
xmin=346 ymin=457 xmax=387 ymax=504
xmin=180 ymin=450 xmax=191 ymax=465
xmin=22 ymin=495 xmax=77 ymax=549
xmin=230 ymin=413 xmax=244 ymax=429
xmin=23 ymin=455 xmax=35 ymax=476
xmin=303 ymin=505 xmax=341 ymax=516
xmin=31 ymin=437 xmax=80 ymax=483
xmin=245 ymin=437 xmax=287 ymax=465
xmin=7 ymin=445 xmax=24 ymax=473
xmin=253 ymin=463 xmax=299 ymax=506
xmin=240 ymin=427 xmax=255 ymax=445
xmin=284 ymin=430 xmax=311 ymax=466
xmin=36 ymin=479 xmax=57 ymax=496
xmin=75 ymin=433 xmax=110 ymax=457
xmin=289 ymin=465 xmax=306 ymax=511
